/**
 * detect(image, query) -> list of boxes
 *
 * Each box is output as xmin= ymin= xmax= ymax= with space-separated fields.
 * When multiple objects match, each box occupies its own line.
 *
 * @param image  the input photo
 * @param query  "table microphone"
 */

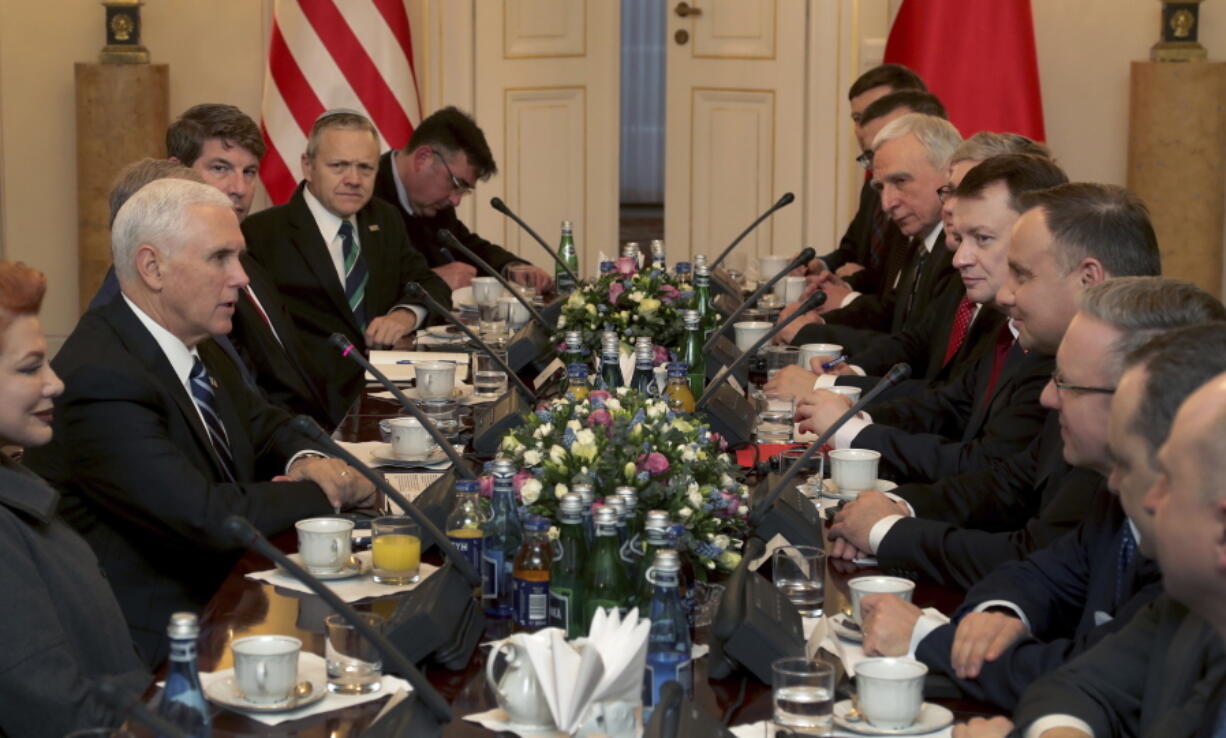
xmin=642 ymin=680 xmax=736 ymax=738
xmin=222 ymin=514 xmax=453 ymax=731
xmin=489 ymin=196 xmax=579 ymax=286
xmin=95 ymin=678 xmax=190 ymax=738
xmin=748 ymin=362 xmax=911 ymax=528
xmin=703 ymin=247 xmax=816 ymax=353
xmin=404 ymin=282 xmax=536 ymax=402
xmin=709 ymin=192 xmax=795 ymax=272
xmin=694 ymin=288 xmax=827 ymax=412
xmin=289 ymin=414 xmax=481 ymax=587
xmin=332 ymin=333 xmax=472 ymax=476
xmin=437 ymin=229 xmax=548 ymax=328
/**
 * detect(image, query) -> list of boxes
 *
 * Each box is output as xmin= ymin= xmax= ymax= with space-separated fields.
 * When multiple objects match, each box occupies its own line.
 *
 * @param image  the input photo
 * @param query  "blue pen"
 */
xmin=822 ymin=355 xmax=848 ymax=371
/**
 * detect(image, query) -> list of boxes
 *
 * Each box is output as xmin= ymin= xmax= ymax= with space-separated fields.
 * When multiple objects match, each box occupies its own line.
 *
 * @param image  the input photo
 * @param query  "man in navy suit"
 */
xmin=856 ymin=285 xmax=1226 ymax=711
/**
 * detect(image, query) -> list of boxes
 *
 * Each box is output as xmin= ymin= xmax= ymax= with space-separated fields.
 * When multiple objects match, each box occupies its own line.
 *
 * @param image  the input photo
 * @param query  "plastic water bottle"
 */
xmin=483 ymin=459 xmax=522 ymax=619
xmin=154 ymin=612 xmax=211 ymax=737
xmin=642 ymin=549 xmax=693 ymax=721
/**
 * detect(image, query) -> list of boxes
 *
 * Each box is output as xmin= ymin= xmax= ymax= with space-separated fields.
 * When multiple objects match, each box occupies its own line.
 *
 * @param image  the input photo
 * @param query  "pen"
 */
xmin=822 ymin=355 xmax=848 ymax=371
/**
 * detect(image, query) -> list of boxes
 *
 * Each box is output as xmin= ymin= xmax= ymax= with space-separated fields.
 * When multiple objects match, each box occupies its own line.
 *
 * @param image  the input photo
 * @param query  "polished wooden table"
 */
xmin=176 ymin=396 xmax=995 ymax=735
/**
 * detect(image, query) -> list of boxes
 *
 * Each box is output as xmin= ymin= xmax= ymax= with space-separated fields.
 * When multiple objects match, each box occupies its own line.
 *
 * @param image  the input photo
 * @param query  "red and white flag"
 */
xmin=260 ymin=0 xmax=423 ymax=204
xmin=884 ymin=0 xmax=1045 ymax=141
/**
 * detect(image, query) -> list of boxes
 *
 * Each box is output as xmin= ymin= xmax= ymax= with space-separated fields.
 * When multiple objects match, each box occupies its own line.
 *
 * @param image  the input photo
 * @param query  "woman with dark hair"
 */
xmin=0 ymin=262 xmax=150 ymax=736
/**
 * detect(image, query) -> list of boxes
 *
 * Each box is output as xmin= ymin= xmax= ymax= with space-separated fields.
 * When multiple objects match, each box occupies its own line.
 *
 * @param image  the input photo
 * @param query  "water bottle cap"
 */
xmin=167 ymin=611 xmax=199 ymax=638
xmin=561 ymin=220 xmax=574 ymax=231
xmin=572 ymin=483 xmax=595 ymax=502
xmin=652 ymin=548 xmax=681 ymax=571
xmin=593 ymin=506 xmax=618 ymax=525
xmin=559 ymin=492 xmax=585 ymax=513
xmin=651 ymin=239 xmax=666 ymax=253
xmin=490 ymin=458 xmax=516 ymax=476
xmin=644 ymin=510 xmax=671 ymax=529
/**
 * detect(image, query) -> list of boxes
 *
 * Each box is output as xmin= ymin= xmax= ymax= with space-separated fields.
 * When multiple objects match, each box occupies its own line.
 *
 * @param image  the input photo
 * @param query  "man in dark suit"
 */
xmin=957 ymin=322 xmax=1226 ymax=737
xmin=787 ymin=155 xmax=1070 ymax=484
xmin=374 ymin=106 xmax=552 ymax=291
xmin=24 ymin=179 xmax=375 ymax=664
xmin=242 ymin=110 xmax=452 ymax=424
xmin=827 ymin=184 xmax=1166 ymax=585
xmin=858 ymin=317 xmax=1226 ymax=714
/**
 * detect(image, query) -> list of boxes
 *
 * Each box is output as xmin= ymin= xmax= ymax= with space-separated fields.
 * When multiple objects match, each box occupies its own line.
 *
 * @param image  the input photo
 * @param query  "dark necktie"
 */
xmin=1115 ymin=524 xmax=1137 ymax=608
xmin=339 ymin=220 xmax=368 ymax=330
xmin=189 ymin=357 xmax=237 ymax=482
xmin=868 ymin=200 xmax=891 ymax=271
xmin=901 ymin=243 xmax=929 ymax=323
xmin=982 ymin=323 xmax=1016 ymax=403
xmin=942 ymin=297 xmax=976 ymax=366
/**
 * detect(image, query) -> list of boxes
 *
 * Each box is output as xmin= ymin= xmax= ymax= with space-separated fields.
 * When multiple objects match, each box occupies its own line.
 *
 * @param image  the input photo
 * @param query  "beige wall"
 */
xmin=0 ymin=0 xmax=1221 ymax=352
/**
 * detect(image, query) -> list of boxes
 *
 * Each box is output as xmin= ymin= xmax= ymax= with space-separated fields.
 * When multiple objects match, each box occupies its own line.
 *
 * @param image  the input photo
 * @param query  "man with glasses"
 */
xmin=374 ymin=106 xmax=553 ymax=291
xmin=826 ymin=183 xmax=1163 ymax=590
xmin=243 ymin=109 xmax=451 ymax=424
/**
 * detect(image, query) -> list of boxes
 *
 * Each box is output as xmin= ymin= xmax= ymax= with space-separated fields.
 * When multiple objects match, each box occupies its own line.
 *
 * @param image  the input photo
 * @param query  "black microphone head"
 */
xmin=489 ymin=196 xmax=509 ymax=213
xmin=741 ymin=536 xmax=765 ymax=562
xmin=437 ymin=228 xmax=458 ymax=246
xmin=884 ymin=363 xmax=913 ymax=385
xmin=404 ymin=281 xmax=424 ymax=298
xmin=289 ymin=414 xmax=326 ymax=440
xmin=796 ymin=246 xmax=816 ymax=264
xmin=222 ymin=515 xmax=258 ymax=548
xmin=329 ymin=332 xmax=353 ymax=352
xmin=801 ymin=289 xmax=827 ymax=312
xmin=776 ymin=191 xmax=796 ymax=207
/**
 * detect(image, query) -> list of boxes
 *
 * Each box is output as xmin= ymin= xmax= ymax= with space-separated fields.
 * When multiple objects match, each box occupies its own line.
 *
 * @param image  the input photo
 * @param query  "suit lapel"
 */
xmin=286 ymin=186 xmax=362 ymax=335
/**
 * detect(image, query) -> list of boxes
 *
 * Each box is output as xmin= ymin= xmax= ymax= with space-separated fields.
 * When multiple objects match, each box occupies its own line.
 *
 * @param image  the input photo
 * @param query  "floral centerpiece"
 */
xmin=553 ymin=257 xmax=693 ymax=357
xmin=496 ymin=386 xmax=750 ymax=576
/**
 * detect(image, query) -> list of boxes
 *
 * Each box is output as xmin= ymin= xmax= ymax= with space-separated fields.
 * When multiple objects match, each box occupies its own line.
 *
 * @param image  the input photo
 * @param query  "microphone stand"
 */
xmin=709 ymin=192 xmax=795 ymax=272
xmin=223 ymin=515 xmax=453 ymax=726
xmin=437 ymin=229 xmax=548 ymax=327
xmin=405 ymin=282 xmax=536 ymax=403
xmin=694 ymin=289 xmax=827 ymax=412
xmin=489 ymin=197 xmax=580 ymax=286
xmin=747 ymin=363 xmax=911 ymax=527
xmin=703 ymin=247 xmax=816 ymax=353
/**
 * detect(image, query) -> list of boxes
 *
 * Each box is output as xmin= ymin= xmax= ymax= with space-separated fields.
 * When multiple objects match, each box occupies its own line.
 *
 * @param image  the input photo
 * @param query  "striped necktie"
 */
xmin=339 ymin=220 xmax=368 ymax=330
xmin=189 ymin=357 xmax=237 ymax=482
xmin=1115 ymin=525 xmax=1137 ymax=607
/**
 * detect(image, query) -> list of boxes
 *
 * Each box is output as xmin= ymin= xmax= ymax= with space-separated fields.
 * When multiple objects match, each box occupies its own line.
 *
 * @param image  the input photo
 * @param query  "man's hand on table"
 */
xmin=433 ymin=261 xmax=477 ymax=290
xmin=828 ymin=490 xmax=909 ymax=553
xmin=952 ymin=717 xmax=1015 ymax=738
xmin=811 ymin=271 xmax=853 ymax=313
xmin=795 ymin=390 xmax=853 ymax=435
xmin=282 ymin=457 xmax=376 ymax=511
xmin=366 ymin=309 xmax=418 ymax=347
xmin=772 ymin=307 xmax=822 ymax=345
xmin=835 ymin=262 xmax=865 ymax=278
xmin=860 ymin=593 xmax=922 ymax=657
xmin=951 ymin=611 xmax=1028 ymax=679
xmin=509 ymin=264 xmax=554 ymax=293
xmin=764 ymin=365 xmax=819 ymax=397
xmin=829 ymin=537 xmax=871 ymax=562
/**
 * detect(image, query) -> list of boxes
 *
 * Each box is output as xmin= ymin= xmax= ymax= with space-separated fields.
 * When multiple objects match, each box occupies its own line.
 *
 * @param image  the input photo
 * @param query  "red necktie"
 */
xmin=983 ymin=323 xmax=1015 ymax=403
xmin=942 ymin=297 xmax=975 ymax=366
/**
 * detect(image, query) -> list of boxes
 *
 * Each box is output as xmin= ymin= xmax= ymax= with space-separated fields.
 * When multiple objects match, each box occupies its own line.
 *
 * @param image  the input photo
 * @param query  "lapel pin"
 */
xmin=210 ymin=376 xmax=219 ymax=390
xmin=369 ymin=224 xmax=380 ymax=232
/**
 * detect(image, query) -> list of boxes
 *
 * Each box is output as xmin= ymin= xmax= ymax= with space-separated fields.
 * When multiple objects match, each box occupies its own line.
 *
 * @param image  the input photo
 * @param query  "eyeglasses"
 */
xmin=855 ymin=150 xmax=874 ymax=170
xmin=1050 ymin=371 xmax=1116 ymax=397
xmin=431 ymin=148 xmax=474 ymax=197
xmin=937 ymin=183 xmax=956 ymax=203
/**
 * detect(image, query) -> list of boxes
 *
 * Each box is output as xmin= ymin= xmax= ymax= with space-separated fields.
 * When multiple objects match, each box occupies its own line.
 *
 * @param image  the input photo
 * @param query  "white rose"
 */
xmin=646 ymin=403 xmax=664 ymax=419
xmin=687 ymin=482 xmax=699 ymax=495
xmin=534 ymin=422 xmax=553 ymax=438
xmin=550 ymin=445 xmax=567 ymax=463
xmin=548 ymin=526 xmax=560 ymax=540
xmin=681 ymin=447 xmax=697 ymax=462
xmin=629 ymin=290 xmax=645 ymax=302
xmin=554 ymin=483 xmax=568 ymax=497
xmin=737 ymin=505 xmax=748 ymax=515
xmin=714 ymin=534 xmax=731 ymax=549
xmin=567 ymin=419 xmax=582 ymax=432
xmin=605 ymin=398 xmax=622 ymax=412
xmin=557 ymin=315 xmax=567 ymax=328
xmin=617 ymin=387 xmax=630 ymax=397
xmin=586 ymin=303 xmax=597 ymax=315
xmin=575 ymin=429 xmax=596 ymax=446
xmin=520 ymin=478 xmax=543 ymax=504
xmin=720 ymin=474 xmax=734 ymax=489
xmin=522 ymin=449 xmax=542 ymax=466
xmin=687 ymin=489 xmax=703 ymax=508
xmin=678 ymin=508 xmax=692 ymax=519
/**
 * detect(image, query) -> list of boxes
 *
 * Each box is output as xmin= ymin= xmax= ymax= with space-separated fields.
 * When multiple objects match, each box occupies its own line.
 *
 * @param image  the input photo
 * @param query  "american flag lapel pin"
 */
xmin=369 ymin=224 xmax=380 ymax=232
xmin=210 ymin=376 xmax=219 ymax=390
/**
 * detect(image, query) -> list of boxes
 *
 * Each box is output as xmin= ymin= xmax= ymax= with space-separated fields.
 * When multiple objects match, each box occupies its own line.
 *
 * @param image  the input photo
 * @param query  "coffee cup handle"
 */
xmin=256 ymin=661 xmax=268 ymax=692
xmin=485 ymin=642 xmax=514 ymax=694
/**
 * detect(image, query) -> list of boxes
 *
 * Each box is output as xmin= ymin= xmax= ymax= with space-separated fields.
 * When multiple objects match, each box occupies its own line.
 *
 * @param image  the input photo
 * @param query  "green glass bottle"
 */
xmin=693 ymin=261 xmax=718 ymax=343
xmin=557 ymin=220 xmax=579 ymax=294
xmin=582 ymin=506 xmax=632 ymax=624
xmin=600 ymin=336 xmax=623 ymax=390
xmin=549 ymin=493 xmax=589 ymax=638
xmin=679 ymin=309 xmax=706 ymax=400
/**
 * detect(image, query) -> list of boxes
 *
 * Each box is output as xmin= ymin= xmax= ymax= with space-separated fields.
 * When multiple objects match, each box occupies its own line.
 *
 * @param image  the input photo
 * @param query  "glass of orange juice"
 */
xmin=371 ymin=516 xmax=421 ymax=584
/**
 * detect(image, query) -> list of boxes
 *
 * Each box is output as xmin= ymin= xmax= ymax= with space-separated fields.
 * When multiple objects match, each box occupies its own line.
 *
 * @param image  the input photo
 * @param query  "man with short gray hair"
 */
xmin=25 ymin=178 xmax=375 ymax=664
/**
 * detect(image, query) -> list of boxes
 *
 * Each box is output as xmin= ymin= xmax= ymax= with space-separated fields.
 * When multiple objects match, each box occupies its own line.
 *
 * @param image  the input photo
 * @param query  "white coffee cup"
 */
xmin=781 ymin=276 xmax=806 ymax=304
xmin=759 ymin=254 xmax=792 ymax=297
xmin=415 ymin=361 xmax=456 ymax=399
xmin=296 ymin=517 xmax=355 ymax=574
xmin=855 ymin=657 xmax=927 ymax=729
xmin=847 ymin=575 xmax=916 ymax=625
xmin=471 ymin=276 xmax=505 ymax=306
xmin=828 ymin=448 xmax=881 ymax=494
xmin=733 ymin=321 xmax=773 ymax=352
xmin=388 ymin=416 xmax=436 ymax=457
xmin=828 ymin=385 xmax=862 ymax=403
xmin=502 ymin=294 xmax=530 ymax=328
xmin=232 ymin=635 xmax=302 ymax=704
xmin=800 ymin=343 xmax=843 ymax=370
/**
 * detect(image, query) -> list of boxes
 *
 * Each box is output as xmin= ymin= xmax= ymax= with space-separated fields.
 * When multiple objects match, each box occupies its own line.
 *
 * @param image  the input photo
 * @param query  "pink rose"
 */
xmin=659 ymin=284 xmax=680 ymax=302
xmin=589 ymin=389 xmax=611 ymax=404
xmin=512 ymin=470 xmax=533 ymax=497
xmin=608 ymin=282 xmax=625 ymax=305
xmin=615 ymin=257 xmax=638 ymax=277
xmin=589 ymin=409 xmax=613 ymax=428
xmin=651 ymin=344 xmax=670 ymax=367
xmin=636 ymin=451 xmax=670 ymax=477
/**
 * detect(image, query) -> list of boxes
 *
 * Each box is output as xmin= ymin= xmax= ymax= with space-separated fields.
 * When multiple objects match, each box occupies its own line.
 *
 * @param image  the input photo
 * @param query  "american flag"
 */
xmin=259 ymin=0 xmax=423 ymax=204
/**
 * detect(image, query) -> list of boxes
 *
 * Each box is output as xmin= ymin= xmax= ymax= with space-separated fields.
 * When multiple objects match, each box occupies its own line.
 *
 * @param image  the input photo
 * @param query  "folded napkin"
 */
xmin=246 ymin=551 xmax=440 ymax=603
xmin=199 ymin=652 xmax=412 ymax=726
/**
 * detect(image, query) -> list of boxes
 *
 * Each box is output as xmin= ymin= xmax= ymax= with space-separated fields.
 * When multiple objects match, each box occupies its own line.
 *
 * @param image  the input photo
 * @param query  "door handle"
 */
xmin=674 ymin=2 xmax=702 ymax=18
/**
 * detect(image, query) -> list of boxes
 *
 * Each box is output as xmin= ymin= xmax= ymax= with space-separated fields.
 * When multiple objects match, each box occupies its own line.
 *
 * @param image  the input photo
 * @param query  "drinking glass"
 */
xmin=478 ymin=300 xmax=510 ymax=337
xmin=772 ymin=545 xmax=826 ymax=617
xmin=325 ymin=613 xmax=384 ymax=694
xmin=772 ymin=657 xmax=835 ymax=734
xmin=473 ymin=342 xmax=509 ymax=399
xmin=507 ymin=264 xmax=539 ymax=302
xmin=415 ymin=397 xmax=459 ymax=440
xmin=371 ymin=516 xmax=421 ymax=584
xmin=754 ymin=391 xmax=794 ymax=443
xmin=765 ymin=345 xmax=801 ymax=378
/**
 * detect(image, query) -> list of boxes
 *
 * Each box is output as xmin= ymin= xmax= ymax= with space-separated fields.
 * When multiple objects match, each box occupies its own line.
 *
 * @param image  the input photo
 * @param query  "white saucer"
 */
xmin=424 ymin=325 xmax=468 ymax=340
xmin=205 ymin=675 xmax=328 ymax=714
xmin=371 ymin=442 xmax=451 ymax=468
xmin=277 ymin=552 xmax=369 ymax=580
xmin=401 ymin=384 xmax=474 ymax=401
xmin=833 ymin=700 xmax=954 ymax=735
xmin=830 ymin=612 xmax=863 ymax=642
xmin=821 ymin=478 xmax=898 ymax=500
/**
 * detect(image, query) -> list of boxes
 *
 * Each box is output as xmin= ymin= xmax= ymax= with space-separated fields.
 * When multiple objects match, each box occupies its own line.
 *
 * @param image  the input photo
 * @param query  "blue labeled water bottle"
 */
xmin=155 ymin=612 xmax=211 ymax=737
xmin=642 ymin=549 xmax=693 ymax=721
xmin=483 ymin=458 xmax=522 ymax=619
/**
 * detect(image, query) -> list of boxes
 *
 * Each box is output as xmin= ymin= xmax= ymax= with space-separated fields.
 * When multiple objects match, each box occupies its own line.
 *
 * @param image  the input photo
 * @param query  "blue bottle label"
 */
xmin=642 ymin=654 xmax=693 ymax=707
xmin=482 ymin=550 xmax=506 ymax=599
xmin=513 ymin=577 xmax=550 ymax=628
xmin=449 ymin=534 xmax=484 ymax=573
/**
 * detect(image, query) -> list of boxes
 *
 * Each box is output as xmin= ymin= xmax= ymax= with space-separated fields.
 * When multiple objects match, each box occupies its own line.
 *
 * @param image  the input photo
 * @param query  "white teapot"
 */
xmin=485 ymin=634 xmax=555 ymax=730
